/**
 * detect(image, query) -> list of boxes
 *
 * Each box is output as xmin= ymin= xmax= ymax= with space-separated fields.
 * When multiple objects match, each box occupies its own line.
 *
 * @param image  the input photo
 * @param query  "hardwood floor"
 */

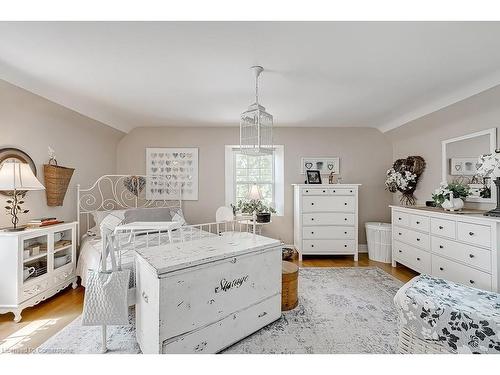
xmin=0 ymin=253 xmax=417 ymax=353
xmin=295 ymin=253 xmax=418 ymax=283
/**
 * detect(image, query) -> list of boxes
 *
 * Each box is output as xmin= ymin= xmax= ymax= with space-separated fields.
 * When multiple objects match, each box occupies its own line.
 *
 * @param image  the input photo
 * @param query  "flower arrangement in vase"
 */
xmin=432 ymin=181 xmax=470 ymax=211
xmin=385 ymin=156 xmax=426 ymax=205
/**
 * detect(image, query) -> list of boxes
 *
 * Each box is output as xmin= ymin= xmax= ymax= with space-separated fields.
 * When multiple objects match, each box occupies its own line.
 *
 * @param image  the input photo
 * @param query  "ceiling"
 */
xmin=1 ymin=21 xmax=500 ymax=133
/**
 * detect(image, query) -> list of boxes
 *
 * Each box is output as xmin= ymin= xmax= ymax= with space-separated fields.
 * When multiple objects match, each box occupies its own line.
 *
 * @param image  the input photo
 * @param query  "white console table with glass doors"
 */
xmin=0 ymin=222 xmax=77 ymax=322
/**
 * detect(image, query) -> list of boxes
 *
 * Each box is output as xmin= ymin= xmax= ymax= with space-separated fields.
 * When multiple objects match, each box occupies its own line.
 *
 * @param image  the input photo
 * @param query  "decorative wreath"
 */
xmin=385 ymin=156 xmax=426 ymax=205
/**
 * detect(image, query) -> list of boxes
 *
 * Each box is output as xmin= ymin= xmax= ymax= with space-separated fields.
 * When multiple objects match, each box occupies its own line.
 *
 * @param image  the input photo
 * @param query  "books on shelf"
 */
xmin=26 ymin=218 xmax=64 ymax=228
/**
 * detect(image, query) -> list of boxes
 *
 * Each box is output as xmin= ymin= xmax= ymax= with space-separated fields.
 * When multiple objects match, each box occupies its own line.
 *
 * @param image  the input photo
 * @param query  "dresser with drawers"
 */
xmin=293 ymin=184 xmax=361 ymax=261
xmin=391 ymin=206 xmax=500 ymax=292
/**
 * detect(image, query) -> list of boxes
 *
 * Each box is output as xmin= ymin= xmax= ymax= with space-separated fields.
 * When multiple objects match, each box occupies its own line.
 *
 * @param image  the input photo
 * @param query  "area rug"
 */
xmin=35 ymin=267 xmax=404 ymax=354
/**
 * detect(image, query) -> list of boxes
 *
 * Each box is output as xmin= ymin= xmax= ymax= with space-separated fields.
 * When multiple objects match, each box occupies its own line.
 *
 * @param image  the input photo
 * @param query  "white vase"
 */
xmin=442 ymin=197 xmax=464 ymax=211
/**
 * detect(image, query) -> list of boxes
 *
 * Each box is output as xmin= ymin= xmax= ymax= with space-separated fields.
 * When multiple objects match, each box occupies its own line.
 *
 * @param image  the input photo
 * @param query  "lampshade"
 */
xmin=247 ymin=184 xmax=262 ymax=200
xmin=476 ymin=152 xmax=500 ymax=178
xmin=0 ymin=161 xmax=45 ymax=191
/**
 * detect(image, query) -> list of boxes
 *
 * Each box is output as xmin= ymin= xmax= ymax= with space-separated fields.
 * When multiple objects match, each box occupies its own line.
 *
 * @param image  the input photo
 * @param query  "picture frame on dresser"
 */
xmin=293 ymin=184 xmax=361 ymax=261
xmin=306 ymin=170 xmax=322 ymax=184
xmin=0 ymin=222 xmax=78 ymax=322
xmin=391 ymin=206 xmax=499 ymax=292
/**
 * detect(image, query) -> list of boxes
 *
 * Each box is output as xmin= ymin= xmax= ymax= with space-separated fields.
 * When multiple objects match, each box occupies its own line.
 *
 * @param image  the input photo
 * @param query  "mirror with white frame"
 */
xmin=441 ymin=128 xmax=497 ymax=204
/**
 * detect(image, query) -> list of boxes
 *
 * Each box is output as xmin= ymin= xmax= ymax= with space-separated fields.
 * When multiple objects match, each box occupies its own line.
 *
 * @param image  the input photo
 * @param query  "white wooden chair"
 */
xmin=215 ymin=206 xmax=234 ymax=222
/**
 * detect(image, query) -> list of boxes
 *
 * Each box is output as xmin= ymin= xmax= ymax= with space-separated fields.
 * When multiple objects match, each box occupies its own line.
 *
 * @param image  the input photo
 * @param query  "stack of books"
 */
xmin=26 ymin=217 xmax=64 ymax=228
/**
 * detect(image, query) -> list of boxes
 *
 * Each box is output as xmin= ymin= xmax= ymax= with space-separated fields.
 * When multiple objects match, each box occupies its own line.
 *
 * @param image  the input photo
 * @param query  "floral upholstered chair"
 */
xmin=394 ymin=274 xmax=500 ymax=354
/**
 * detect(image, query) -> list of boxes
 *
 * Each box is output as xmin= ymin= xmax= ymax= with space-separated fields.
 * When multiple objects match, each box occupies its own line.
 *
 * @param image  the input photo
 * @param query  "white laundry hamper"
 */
xmin=365 ymin=222 xmax=392 ymax=263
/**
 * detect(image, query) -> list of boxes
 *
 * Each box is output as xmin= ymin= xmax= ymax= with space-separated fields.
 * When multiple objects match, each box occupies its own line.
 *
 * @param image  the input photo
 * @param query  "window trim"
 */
xmin=225 ymin=145 xmax=284 ymax=216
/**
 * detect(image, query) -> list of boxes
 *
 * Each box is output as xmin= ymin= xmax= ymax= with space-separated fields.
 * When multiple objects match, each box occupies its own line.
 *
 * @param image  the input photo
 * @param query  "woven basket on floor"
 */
xmin=43 ymin=159 xmax=74 ymax=206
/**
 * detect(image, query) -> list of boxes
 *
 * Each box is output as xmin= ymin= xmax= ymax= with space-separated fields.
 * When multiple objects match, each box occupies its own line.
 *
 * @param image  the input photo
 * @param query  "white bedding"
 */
xmin=76 ymin=227 xmax=215 ymax=287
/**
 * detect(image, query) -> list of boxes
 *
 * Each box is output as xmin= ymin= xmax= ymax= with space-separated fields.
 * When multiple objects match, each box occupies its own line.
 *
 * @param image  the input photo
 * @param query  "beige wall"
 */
xmin=385 ymin=85 xmax=500 ymax=208
xmin=117 ymin=127 xmax=393 ymax=244
xmin=0 ymin=80 xmax=124 ymax=227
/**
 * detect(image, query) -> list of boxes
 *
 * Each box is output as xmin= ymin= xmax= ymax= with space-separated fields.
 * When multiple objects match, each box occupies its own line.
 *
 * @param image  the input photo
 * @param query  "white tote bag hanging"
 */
xmin=82 ymin=242 xmax=130 ymax=326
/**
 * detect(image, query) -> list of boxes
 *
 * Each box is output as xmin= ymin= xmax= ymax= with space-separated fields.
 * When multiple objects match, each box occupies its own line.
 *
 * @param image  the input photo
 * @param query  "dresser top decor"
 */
xmin=385 ymin=156 xmax=426 ymax=206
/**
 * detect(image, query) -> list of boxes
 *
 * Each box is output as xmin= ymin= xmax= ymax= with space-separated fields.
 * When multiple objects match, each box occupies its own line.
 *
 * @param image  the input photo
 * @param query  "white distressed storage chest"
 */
xmin=391 ymin=205 xmax=500 ymax=292
xmin=293 ymin=184 xmax=361 ymax=261
xmin=134 ymin=232 xmax=282 ymax=354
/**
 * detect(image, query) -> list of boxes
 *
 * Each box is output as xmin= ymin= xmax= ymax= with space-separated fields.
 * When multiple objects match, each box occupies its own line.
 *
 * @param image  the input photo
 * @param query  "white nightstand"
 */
xmin=238 ymin=219 xmax=272 ymax=235
xmin=0 ymin=222 xmax=78 ymax=322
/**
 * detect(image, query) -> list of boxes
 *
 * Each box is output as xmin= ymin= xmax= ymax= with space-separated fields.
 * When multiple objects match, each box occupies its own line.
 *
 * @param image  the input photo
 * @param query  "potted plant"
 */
xmin=235 ymin=199 xmax=276 ymax=223
xmin=432 ymin=181 xmax=470 ymax=211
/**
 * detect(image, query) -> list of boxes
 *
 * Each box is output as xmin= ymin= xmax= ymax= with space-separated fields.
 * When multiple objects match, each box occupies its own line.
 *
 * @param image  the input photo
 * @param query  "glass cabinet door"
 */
xmin=53 ymin=229 xmax=73 ymax=270
xmin=22 ymin=234 xmax=48 ymax=283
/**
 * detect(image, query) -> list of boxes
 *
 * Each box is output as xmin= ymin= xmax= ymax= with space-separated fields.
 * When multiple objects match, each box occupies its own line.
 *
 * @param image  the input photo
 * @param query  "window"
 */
xmin=225 ymin=145 xmax=284 ymax=215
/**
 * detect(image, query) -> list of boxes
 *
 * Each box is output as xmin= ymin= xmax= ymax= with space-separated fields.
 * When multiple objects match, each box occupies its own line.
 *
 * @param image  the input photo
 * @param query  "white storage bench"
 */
xmin=394 ymin=274 xmax=500 ymax=354
xmin=134 ymin=232 xmax=282 ymax=354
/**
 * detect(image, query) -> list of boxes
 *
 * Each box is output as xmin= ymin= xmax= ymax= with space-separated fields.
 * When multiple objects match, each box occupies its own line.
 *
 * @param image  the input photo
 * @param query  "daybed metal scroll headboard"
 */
xmin=77 ymin=175 xmax=182 ymax=244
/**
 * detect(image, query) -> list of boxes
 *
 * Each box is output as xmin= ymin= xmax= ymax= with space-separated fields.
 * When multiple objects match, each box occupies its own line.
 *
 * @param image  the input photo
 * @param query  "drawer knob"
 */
xmin=416 ymin=257 xmax=421 ymax=261
xmin=344 ymin=231 xmax=347 ymax=234
xmin=350 ymin=190 xmax=353 ymax=193
xmin=344 ymin=244 xmax=347 ymax=248
xmin=416 ymin=221 xmax=420 ymax=224
xmin=439 ymin=245 xmax=443 ymax=249
xmin=469 ymin=232 xmax=474 ymax=236
xmin=416 ymin=238 xmax=420 ymax=241
xmin=311 ymin=244 xmax=314 ymax=247
xmin=311 ymin=231 xmax=314 ymax=234
xmin=344 ymin=218 xmax=348 ymax=221
xmin=398 ymin=250 xmax=402 ymax=253
xmin=306 ymin=190 xmax=309 ymax=193
xmin=439 ymin=267 xmax=444 ymax=271
xmin=398 ymin=232 xmax=402 ymax=235
xmin=344 ymin=202 xmax=347 ymax=205
xmin=469 ymin=280 xmax=475 ymax=284
xmin=333 ymin=190 xmax=336 ymax=193
xmin=438 ymin=226 xmax=444 ymax=229
xmin=322 ymin=190 xmax=326 ymax=193
xmin=311 ymin=218 xmax=315 ymax=221
xmin=311 ymin=203 xmax=314 ymax=205
xmin=469 ymin=254 xmax=474 ymax=258
xmin=398 ymin=217 xmax=402 ymax=221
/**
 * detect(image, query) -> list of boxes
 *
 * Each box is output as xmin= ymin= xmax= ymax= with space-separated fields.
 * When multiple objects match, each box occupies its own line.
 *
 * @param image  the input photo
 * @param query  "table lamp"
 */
xmin=0 ymin=161 xmax=45 ymax=231
xmin=476 ymin=151 xmax=500 ymax=217
xmin=247 ymin=184 xmax=263 ymax=201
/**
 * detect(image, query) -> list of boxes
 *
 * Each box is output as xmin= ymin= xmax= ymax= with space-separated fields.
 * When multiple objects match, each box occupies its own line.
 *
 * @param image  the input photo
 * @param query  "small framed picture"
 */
xmin=306 ymin=170 xmax=322 ymax=184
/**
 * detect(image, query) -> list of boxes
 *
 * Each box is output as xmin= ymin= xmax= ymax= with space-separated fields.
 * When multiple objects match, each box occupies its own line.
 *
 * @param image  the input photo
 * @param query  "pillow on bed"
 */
xmin=86 ymin=225 xmax=99 ymax=237
xmin=122 ymin=207 xmax=173 ymax=224
xmin=170 ymin=208 xmax=186 ymax=226
xmin=91 ymin=209 xmax=127 ymax=228
xmin=91 ymin=210 xmax=127 ymax=237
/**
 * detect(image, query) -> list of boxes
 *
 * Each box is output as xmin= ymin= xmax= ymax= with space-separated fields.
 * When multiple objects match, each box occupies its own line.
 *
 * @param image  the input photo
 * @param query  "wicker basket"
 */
xmin=397 ymin=325 xmax=451 ymax=354
xmin=43 ymin=159 xmax=74 ymax=206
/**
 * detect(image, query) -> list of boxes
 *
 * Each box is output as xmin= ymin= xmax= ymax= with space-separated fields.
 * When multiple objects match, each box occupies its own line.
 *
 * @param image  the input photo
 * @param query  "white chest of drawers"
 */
xmin=293 ymin=184 xmax=361 ymax=261
xmin=391 ymin=206 xmax=500 ymax=292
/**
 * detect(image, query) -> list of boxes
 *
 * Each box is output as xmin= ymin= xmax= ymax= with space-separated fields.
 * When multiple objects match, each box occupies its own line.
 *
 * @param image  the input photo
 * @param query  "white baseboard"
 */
xmin=283 ymin=244 xmax=368 ymax=253
xmin=358 ymin=244 xmax=368 ymax=253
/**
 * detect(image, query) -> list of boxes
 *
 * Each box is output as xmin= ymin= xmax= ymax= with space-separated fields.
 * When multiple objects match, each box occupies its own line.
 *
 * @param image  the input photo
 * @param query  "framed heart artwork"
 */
xmin=146 ymin=147 xmax=199 ymax=200
xmin=300 ymin=157 xmax=340 ymax=175
xmin=449 ymin=157 xmax=480 ymax=176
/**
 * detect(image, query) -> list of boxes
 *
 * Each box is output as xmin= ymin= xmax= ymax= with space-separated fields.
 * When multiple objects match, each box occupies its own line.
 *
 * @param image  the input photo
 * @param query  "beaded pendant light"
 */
xmin=240 ymin=66 xmax=273 ymax=155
